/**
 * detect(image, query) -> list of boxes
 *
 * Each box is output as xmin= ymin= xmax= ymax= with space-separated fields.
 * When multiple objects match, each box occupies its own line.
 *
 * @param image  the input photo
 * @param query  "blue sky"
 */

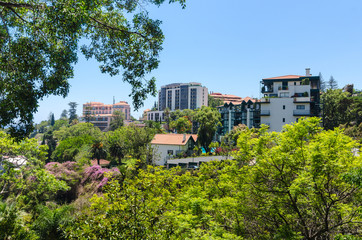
xmin=34 ymin=0 xmax=362 ymax=122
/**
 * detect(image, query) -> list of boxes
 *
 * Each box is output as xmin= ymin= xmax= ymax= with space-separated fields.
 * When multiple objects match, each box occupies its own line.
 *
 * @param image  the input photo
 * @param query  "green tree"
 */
xmin=163 ymin=107 xmax=171 ymax=131
xmin=322 ymin=89 xmax=362 ymax=130
xmin=208 ymin=94 xmax=224 ymax=108
xmin=109 ymin=110 xmax=125 ymax=131
xmin=0 ymin=0 xmax=185 ymax=138
xmin=170 ymin=116 xmax=192 ymax=133
xmin=234 ymin=118 xmax=362 ymax=239
xmin=49 ymin=113 xmax=55 ymax=126
xmin=60 ymin=110 xmax=68 ymax=120
xmin=328 ymin=76 xmax=338 ymax=89
xmin=68 ymin=102 xmax=78 ymax=124
xmin=91 ymin=140 xmax=107 ymax=165
xmin=194 ymin=106 xmax=221 ymax=152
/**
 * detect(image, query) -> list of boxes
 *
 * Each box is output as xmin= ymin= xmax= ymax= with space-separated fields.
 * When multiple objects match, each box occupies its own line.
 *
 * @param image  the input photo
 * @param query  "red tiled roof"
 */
xmin=263 ymin=75 xmax=303 ymax=80
xmin=151 ymin=134 xmax=198 ymax=145
xmin=91 ymin=159 xmax=110 ymax=166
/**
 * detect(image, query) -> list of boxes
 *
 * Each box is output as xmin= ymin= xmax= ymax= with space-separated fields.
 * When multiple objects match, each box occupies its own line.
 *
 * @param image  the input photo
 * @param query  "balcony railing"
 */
xmin=278 ymin=86 xmax=289 ymax=90
xmin=260 ymin=98 xmax=270 ymax=103
xmin=260 ymin=110 xmax=270 ymax=116
xmin=293 ymin=97 xmax=310 ymax=103
xmin=293 ymin=110 xmax=310 ymax=116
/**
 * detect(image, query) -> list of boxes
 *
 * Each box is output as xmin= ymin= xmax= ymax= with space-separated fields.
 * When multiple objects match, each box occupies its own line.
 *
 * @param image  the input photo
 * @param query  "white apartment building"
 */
xmin=260 ymin=68 xmax=321 ymax=132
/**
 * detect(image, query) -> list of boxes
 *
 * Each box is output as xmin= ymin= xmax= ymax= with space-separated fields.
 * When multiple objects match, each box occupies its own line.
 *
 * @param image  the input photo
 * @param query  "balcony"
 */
xmin=278 ymin=86 xmax=289 ymax=90
xmin=261 ymin=86 xmax=273 ymax=93
xmin=293 ymin=110 xmax=310 ymax=116
xmin=260 ymin=98 xmax=270 ymax=103
xmin=260 ymin=110 xmax=270 ymax=116
xmin=293 ymin=97 xmax=310 ymax=103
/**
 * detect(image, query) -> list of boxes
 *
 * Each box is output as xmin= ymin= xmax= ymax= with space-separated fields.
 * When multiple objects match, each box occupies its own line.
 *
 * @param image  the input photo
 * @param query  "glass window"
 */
xmin=296 ymin=105 xmax=305 ymax=110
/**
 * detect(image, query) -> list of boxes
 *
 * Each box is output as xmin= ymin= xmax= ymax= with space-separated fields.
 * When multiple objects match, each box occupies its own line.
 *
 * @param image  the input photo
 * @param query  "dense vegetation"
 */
xmin=1 ymin=118 xmax=361 ymax=239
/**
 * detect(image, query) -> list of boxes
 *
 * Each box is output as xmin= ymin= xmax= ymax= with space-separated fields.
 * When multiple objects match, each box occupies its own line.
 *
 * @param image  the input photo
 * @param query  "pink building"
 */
xmin=83 ymin=101 xmax=131 ymax=131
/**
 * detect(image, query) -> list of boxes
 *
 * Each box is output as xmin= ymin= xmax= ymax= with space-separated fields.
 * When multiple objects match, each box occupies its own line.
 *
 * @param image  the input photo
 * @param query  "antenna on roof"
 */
xmin=113 ymin=96 xmax=115 ymax=104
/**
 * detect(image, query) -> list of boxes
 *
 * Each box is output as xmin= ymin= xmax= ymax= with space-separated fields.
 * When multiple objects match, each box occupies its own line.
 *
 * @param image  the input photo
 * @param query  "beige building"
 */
xmin=83 ymin=101 xmax=131 ymax=131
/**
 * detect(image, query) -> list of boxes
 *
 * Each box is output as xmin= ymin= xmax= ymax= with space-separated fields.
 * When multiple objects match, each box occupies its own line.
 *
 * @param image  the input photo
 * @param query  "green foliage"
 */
xmin=0 ymin=202 xmax=36 ymax=239
xmin=195 ymin=106 xmax=221 ymax=152
xmin=53 ymin=122 xmax=102 ymax=141
xmin=208 ymin=95 xmax=224 ymax=108
xmin=170 ymin=116 xmax=192 ymax=133
xmin=52 ymin=135 xmax=95 ymax=162
xmin=109 ymin=110 xmax=125 ymax=131
xmin=90 ymin=140 xmax=107 ymax=165
xmin=32 ymin=204 xmax=73 ymax=240
xmin=0 ymin=0 xmax=185 ymax=138
xmin=105 ymin=125 xmax=155 ymax=167
xmin=322 ymin=89 xmax=362 ymax=130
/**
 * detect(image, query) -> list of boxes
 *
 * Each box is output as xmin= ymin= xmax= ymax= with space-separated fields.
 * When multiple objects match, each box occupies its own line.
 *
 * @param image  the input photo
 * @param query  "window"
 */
xmin=296 ymin=105 xmax=305 ymax=110
xmin=283 ymin=105 xmax=285 ymax=110
xmin=283 ymin=118 xmax=285 ymax=122
xmin=296 ymin=118 xmax=299 ymax=122
xmin=280 ymin=92 xmax=289 ymax=98
xmin=294 ymin=82 xmax=296 ymax=85
xmin=167 ymin=150 xmax=173 ymax=155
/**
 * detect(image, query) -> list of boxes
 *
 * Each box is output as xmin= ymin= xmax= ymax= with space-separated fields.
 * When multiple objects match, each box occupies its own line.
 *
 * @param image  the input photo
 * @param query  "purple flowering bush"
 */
xmin=82 ymin=165 xmax=120 ymax=190
xmin=45 ymin=161 xmax=82 ymax=184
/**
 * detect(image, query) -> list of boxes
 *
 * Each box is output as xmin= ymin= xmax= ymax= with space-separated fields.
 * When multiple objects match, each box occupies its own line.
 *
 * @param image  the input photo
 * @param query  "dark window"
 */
xmin=296 ymin=105 xmax=305 ymax=109
xmin=282 ymin=118 xmax=285 ymax=122
xmin=167 ymin=150 xmax=173 ymax=155
xmin=294 ymin=82 xmax=296 ymax=85
xmin=283 ymin=105 xmax=285 ymax=110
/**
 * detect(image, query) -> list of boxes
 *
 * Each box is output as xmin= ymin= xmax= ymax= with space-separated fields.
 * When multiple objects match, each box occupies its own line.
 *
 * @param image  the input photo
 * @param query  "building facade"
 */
xmin=158 ymin=82 xmax=208 ymax=111
xmin=217 ymin=98 xmax=260 ymax=137
xmin=260 ymin=68 xmax=321 ymax=132
xmin=83 ymin=101 xmax=131 ymax=131
xmin=148 ymin=82 xmax=208 ymax=121
xmin=210 ymin=92 xmax=243 ymax=104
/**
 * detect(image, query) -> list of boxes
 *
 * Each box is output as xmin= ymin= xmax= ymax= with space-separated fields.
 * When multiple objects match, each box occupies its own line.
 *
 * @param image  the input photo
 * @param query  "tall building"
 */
xmin=158 ymin=82 xmax=208 ymax=111
xmin=260 ymin=68 xmax=321 ymax=132
xmin=83 ymin=101 xmax=131 ymax=131
xmin=148 ymin=82 xmax=208 ymax=121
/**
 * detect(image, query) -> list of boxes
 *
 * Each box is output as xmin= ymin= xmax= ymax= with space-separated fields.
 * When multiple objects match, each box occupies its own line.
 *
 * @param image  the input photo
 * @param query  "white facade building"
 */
xmin=260 ymin=68 xmax=321 ymax=132
xmin=151 ymin=134 xmax=198 ymax=165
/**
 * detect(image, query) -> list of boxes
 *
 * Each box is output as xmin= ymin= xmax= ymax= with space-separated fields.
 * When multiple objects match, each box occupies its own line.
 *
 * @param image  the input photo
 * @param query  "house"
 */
xmin=260 ymin=68 xmax=321 ymax=132
xmin=151 ymin=134 xmax=198 ymax=165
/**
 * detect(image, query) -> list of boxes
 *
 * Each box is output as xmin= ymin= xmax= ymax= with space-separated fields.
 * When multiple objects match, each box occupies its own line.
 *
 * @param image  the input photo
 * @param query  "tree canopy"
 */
xmin=0 ymin=0 xmax=185 ymax=138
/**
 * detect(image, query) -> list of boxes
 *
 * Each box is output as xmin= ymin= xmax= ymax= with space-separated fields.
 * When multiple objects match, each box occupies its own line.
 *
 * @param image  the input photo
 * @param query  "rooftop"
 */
xmin=151 ymin=134 xmax=198 ymax=145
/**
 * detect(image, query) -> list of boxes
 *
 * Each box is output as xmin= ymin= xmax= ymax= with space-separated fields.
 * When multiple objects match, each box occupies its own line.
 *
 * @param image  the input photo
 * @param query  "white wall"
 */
xmin=152 ymin=144 xmax=188 ymax=165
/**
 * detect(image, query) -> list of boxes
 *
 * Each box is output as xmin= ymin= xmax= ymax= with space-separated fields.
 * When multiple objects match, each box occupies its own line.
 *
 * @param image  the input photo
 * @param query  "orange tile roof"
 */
xmin=151 ymin=134 xmax=198 ymax=145
xmin=263 ymin=75 xmax=303 ymax=80
xmin=91 ymin=159 xmax=110 ymax=166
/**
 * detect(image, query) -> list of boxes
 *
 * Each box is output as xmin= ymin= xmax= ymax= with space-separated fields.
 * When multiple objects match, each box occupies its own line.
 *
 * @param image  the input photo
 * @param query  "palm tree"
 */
xmin=91 ymin=140 xmax=107 ymax=165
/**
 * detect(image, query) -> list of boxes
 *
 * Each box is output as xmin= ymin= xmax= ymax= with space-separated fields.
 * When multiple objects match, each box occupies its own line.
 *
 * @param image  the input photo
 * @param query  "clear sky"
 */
xmin=34 ymin=0 xmax=362 ymax=122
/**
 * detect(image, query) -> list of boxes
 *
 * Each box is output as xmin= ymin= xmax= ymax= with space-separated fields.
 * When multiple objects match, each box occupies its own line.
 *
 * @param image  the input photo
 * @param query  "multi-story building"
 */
xmin=210 ymin=92 xmax=243 ymax=104
xmin=260 ymin=68 xmax=321 ymax=132
xmin=148 ymin=82 xmax=208 ymax=121
xmin=83 ymin=101 xmax=131 ymax=131
xmin=158 ymin=82 xmax=208 ymax=111
xmin=217 ymin=97 xmax=260 ymax=137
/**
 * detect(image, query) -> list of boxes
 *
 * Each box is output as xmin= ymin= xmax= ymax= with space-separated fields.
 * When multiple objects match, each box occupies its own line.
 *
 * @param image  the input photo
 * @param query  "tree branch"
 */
xmin=89 ymin=16 xmax=149 ymax=40
xmin=0 ymin=1 xmax=33 ymax=9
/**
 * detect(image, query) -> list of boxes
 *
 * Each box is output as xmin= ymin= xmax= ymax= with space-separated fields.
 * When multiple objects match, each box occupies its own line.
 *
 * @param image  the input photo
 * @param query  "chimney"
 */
xmin=305 ymin=68 xmax=311 ymax=76
xmin=183 ymin=133 xmax=186 ymax=143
